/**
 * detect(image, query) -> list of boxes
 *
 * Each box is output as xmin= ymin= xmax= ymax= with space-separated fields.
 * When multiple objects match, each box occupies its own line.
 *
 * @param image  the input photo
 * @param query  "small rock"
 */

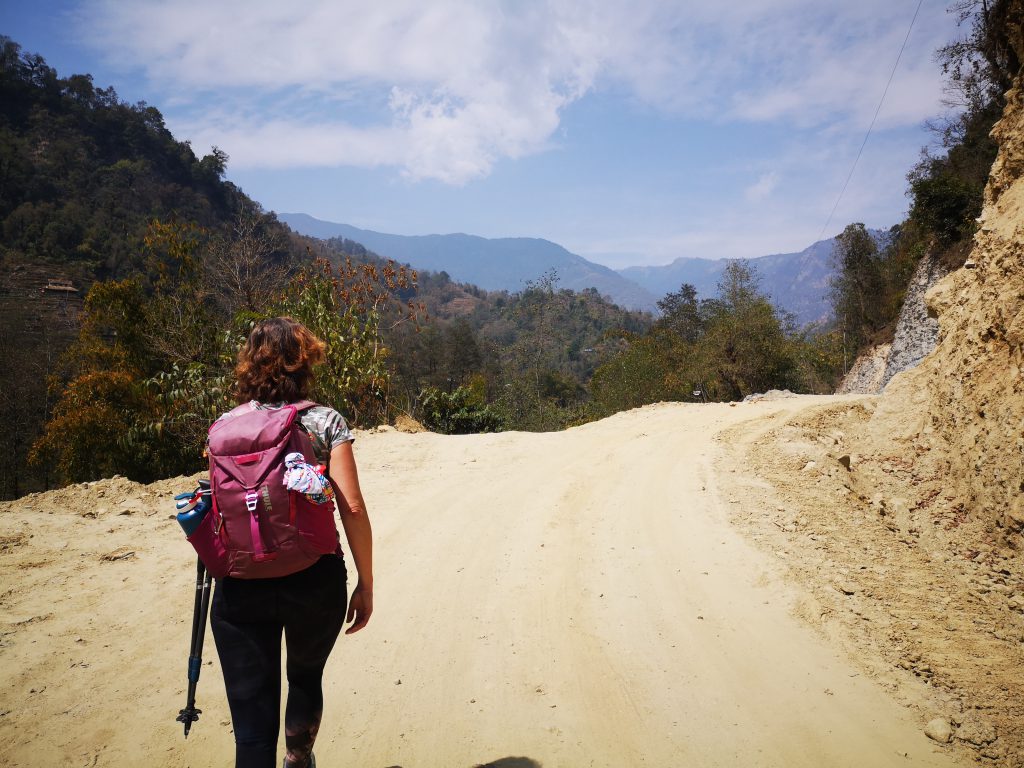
xmin=837 ymin=454 xmax=851 ymax=470
xmin=924 ymin=718 xmax=952 ymax=744
xmin=957 ymin=713 xmax=997 ymax=746
xmin=801 ymin=461 xmax=816 ymax=472
xmin=100 ymin=547 xmax=136 ymax=562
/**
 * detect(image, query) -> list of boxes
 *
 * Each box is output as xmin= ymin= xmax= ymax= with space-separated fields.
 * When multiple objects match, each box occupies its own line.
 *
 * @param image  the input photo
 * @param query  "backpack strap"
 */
xmin=287 ymin=400 xmax=318 ymax=449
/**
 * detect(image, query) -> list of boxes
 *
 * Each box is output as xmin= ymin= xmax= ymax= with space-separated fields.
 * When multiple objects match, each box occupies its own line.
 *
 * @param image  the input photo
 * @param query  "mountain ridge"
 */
xmin=280 ymin=213 xmax=850 ymax=325
xmin=618 ymin=238 xmax=844 ymax=326
xmin=278 ymin=213 xmax=660 ymax=311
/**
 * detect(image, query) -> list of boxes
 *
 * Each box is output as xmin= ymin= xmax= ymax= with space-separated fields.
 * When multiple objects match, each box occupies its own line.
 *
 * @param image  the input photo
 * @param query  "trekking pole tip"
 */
xmin=177 ymin=705 xmax=201 ymax=739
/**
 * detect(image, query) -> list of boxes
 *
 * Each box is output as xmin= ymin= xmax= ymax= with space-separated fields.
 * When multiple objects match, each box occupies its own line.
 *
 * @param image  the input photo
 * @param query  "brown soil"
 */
xmin=722 ymin=399 xmax=1024 ymax=767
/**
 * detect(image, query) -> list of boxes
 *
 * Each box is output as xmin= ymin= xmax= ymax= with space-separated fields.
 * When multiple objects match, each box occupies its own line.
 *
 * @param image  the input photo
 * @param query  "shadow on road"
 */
xmin=384 ymin=759 xmax=542 ymax=768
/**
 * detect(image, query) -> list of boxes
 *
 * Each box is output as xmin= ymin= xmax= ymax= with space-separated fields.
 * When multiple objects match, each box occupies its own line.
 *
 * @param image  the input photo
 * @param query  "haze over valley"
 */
xmin=280 ymin=212 xmax=847 ymax=324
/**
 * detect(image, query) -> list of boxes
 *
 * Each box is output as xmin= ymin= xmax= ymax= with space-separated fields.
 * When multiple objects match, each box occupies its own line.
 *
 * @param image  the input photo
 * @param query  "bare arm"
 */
xmin=329 ymin=441 xmax=373 ymax=634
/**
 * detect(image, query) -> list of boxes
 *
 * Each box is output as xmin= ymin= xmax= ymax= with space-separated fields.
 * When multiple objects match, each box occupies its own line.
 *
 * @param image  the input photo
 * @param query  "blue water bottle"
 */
xmin=175 ymin=479 xmax=212 ymax=537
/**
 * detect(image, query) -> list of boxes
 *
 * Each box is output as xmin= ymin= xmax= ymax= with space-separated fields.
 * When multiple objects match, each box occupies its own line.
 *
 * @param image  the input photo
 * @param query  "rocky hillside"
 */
xmin=836 ymin=251 xmax=949 ymax=394
xmin=879 ymin=60 xmax=1024 ymax=548
xmin=879 ymin=253 xmax=951 ymax=390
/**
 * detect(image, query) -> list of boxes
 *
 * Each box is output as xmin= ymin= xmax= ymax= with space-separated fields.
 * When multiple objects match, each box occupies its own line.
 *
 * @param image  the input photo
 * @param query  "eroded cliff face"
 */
xmin=835 ymin=341 xmax=892 ymax=394
xmin=880 ymin=70 xmax=1024 ymax=545
xmin=835 ymin=248 xmax=949 ymax=396
xmin=879 ymin=252 xmax=950 ymax=389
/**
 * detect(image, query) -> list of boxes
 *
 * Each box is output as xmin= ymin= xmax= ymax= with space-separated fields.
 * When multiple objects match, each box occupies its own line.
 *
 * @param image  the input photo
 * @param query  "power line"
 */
xmin=818 ymin=0 xmax=925 ymax=242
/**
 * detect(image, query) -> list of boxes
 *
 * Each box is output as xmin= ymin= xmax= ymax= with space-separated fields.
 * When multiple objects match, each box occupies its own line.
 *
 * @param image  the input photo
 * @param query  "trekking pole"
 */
xmin=177 ymin=556 xmax=213 ymax=737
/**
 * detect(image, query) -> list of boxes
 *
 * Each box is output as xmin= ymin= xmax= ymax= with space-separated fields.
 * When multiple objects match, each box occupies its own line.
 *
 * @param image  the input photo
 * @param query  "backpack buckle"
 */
xmin=245 ymin=491 xmax=259 ymax=513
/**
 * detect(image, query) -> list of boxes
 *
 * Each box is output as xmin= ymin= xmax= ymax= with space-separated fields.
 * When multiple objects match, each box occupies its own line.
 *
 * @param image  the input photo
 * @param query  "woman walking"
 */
xmin=211 ymin=317 xmax=373 ymax=768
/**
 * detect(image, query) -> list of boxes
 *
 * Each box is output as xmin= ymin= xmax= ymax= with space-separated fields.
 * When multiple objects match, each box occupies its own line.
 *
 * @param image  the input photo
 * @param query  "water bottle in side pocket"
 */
xmin=175 ymin=479 xmax=212 ymax=537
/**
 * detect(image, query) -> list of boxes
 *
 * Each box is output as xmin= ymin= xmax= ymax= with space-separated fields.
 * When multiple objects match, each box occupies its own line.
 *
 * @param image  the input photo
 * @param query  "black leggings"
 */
xmin=211 ymin=554 xmax=348 ymax=768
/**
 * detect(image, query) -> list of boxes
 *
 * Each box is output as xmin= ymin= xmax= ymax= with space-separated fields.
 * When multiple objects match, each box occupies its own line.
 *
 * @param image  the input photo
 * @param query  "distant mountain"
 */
xmin=619 ymin=238 xmax=842 ymax=326
xmin=278 ymin=213 xmax=660 ymax=312
xmin=281 ymin=213 xmax=872 ymax=325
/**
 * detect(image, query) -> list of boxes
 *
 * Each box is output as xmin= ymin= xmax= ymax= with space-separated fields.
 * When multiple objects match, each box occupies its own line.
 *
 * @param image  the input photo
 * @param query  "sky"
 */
xmin=3 ymin=0 xmax=967 ymax=268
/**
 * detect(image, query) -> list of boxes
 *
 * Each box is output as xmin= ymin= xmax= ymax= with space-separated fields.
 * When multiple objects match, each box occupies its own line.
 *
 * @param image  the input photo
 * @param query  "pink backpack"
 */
xmin=187 ymin=400 xmax=340 ymax=579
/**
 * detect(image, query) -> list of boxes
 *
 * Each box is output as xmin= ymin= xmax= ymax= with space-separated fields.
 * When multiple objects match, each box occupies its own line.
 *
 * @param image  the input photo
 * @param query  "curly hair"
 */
xmin=233 ymin=317 xmax=326 ymax=404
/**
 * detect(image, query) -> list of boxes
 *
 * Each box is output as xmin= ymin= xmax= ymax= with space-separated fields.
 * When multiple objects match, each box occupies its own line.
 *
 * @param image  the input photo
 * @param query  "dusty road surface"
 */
xmin=0 ymin=398 xmax=970 ymax=767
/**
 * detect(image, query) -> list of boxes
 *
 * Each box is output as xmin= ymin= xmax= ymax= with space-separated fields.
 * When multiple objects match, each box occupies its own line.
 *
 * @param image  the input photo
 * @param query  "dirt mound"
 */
xmin=394 ymin=413 xmax=427 ymax=433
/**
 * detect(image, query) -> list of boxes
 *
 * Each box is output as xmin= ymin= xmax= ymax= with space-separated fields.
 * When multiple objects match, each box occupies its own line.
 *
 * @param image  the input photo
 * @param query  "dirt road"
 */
xmin=0 ymin=398 xmax=967 ymax=767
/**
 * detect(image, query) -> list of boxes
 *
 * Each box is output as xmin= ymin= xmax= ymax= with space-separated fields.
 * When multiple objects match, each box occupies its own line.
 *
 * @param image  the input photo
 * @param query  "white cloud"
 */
xmin=79 ymin=0 xmax=961 ymax=183
xmin=745 ymin=171 xmax=780 ymax=202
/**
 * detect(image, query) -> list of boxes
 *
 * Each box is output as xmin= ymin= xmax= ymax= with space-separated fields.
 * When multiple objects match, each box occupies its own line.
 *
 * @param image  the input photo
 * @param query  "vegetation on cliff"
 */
xmin=829 ymin=0 xmax=1020 ymax=359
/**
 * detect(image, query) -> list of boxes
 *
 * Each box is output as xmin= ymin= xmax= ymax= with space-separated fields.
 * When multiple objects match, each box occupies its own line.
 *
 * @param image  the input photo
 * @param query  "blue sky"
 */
xmin=3 ymin=1 xmax=965 ymax=267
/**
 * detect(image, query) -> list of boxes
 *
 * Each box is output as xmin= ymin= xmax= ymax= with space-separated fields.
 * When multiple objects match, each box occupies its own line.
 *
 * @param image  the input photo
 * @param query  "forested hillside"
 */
xmin=0 ymin=39 xmax=659 ymax=497
xmin=0 ymin=36 xmax=307 ymax=497
xmin=325 ymin=237 xmax=654 ymax=432
xmin=828 ymin=1 xmax=1016 ymax=368
xmin=0 ymin=40 xmax=257 ymax=279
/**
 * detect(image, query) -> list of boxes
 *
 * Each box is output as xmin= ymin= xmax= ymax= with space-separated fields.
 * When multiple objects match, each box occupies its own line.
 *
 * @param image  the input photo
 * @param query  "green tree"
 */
xmin=830 ymin=224 xmax=886 ymax=349
xmin=590 ymin=332 xmax=682 ymax=414
xmin=592 ymin=261 xmax=801 ymax=410
xmin=276 ymin=256 xmax=419 ymax=426
xmin=701 ymin=261 xmax=799 ymax=399
xmin=419 ymin=383 xmax=503 ymax=435
xmin=938 ymin=0 xmax=1022 ymax=111
xmin=444 ymin=318 xmax=482 ymax=385
xmin=656 ymin=283 xmax=702 ymax=342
